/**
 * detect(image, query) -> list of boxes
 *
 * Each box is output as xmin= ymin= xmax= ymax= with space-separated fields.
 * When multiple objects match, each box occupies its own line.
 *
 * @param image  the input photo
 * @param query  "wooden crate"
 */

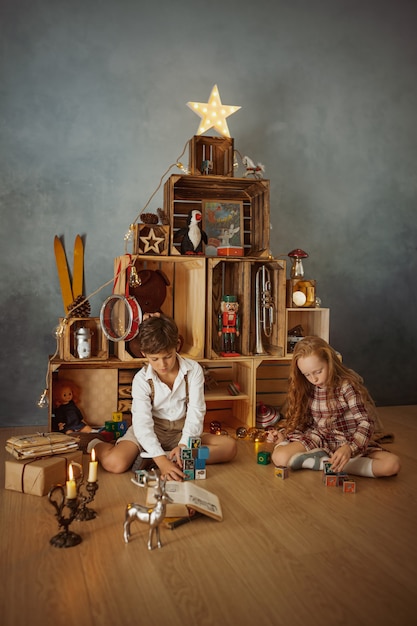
xmin=286 ymin=308 xmax=330 ymax=356
xmin=206 ymin=257 xmax=286 ymax=359
xmin=255 ymin=359 xmax=291 ymax=412
xmin=112 ymin=254 xmax=206 ymax=361
xmin=286 ymin=278 xmax=317 ymax=308
xmin=59 ymin=317 xmax=109 ymax=361
xmin=188 ymin=135 xmax=234 ymax=176
xmin=202 ymin=359 xmax=254 ymax=430
xmin=117 ymin=368 xmax=138 ymax=425
xmin=134 ymin=224 xmax=170 ymax=256
xmin=48 ymin=366 xmax=118 ymax=429
xmin=164 ymin=174 xmax=270 ymax=257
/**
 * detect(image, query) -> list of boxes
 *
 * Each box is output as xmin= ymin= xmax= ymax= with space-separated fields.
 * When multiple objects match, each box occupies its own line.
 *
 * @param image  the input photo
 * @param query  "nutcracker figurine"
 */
xmin=218 ymin=295 xmax=240 ymax=356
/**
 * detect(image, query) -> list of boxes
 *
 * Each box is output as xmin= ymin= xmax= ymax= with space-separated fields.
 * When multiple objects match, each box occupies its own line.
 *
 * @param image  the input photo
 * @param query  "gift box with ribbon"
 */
xmin=5 ymin=450 xmax=83 ymax=497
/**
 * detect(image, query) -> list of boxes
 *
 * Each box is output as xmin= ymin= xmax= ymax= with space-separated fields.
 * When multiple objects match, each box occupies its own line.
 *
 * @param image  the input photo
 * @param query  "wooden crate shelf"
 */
xmin=255 ymin=359 xmax=291 ymax=412
xmin=188 ymin=135 xmax=234 ymax=176
xmin=206 ymin=257 xmax=286 ymax=358
xmin=164 ymin=174 xmax=270 ymax=257
xmin=58 ymin=317 xmax=108 ymax=361
xmin=286 ymin=308 xmax=330 ymax=356
xmin=112 ymin=254 xmax=206 ymax=361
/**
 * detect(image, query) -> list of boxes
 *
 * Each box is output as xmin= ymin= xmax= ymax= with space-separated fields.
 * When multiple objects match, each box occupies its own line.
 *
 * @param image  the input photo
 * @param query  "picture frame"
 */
xmin=202 ymin=200 xmax=244 ymax=256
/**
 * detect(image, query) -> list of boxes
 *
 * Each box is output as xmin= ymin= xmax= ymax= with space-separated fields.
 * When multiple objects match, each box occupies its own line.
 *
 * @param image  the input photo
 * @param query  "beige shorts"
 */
xmin=117 ymin=416 xmax=186 ymax=453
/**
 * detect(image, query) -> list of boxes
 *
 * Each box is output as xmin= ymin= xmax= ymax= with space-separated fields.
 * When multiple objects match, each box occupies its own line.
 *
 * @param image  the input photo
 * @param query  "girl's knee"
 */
xmin=272 ymin=445 xmax=288 ymax=467
xmin=386 ymin=454 xmax=401 ymax=476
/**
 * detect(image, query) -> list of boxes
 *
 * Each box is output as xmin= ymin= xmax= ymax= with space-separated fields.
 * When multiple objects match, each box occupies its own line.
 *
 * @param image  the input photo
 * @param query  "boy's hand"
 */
xmin=156 ymin=454 xmax=185 ymax=481
xmin=168 ymin=445 xmax=184 ymax=468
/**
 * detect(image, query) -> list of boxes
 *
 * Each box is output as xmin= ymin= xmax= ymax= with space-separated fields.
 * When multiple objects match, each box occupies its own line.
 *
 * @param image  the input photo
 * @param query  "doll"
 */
xmin=218 ymin=295 xmax=240 ymax=356
xmin=52 ymin=378 xmax=92 ymax=434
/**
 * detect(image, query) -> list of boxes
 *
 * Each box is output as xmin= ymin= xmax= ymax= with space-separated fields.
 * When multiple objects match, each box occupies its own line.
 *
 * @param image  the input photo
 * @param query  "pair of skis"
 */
xmin=54 ymin=235 xmax=85 ymax=315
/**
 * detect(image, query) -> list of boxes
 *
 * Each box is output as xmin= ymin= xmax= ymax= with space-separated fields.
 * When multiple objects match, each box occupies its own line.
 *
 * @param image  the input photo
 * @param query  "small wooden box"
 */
xmin=286 ymin=279 xmax=316 ymax=308
xmin=255 ymin=359 xmax=291 ymax=410
xmin=113 ymin=254 xmax=206 ymax=361
xmin=188 ymin=135 xmax=234 ymax=176
xmin=134 ymin=224 xmax=169 ymax=256
xmin=285 ymin=308 xmax=330 ymax=356
xmin=206 ymin=257 xmax=286 ymax=358
xmin=59 ymin=317 xmax=109 ymax=361
xmin=164 ymin=174 xmax=270 ymax=257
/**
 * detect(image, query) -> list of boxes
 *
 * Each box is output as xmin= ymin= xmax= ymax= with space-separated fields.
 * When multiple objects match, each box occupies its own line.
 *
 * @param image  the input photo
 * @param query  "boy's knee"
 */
xmin=100 ymin=455 xmax=132 ymax=474
xmin=226 ymin=437 xmax=238 ymax=460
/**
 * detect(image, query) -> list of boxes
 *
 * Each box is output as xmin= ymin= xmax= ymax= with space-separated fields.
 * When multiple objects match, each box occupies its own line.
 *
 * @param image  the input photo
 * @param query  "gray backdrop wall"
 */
xmin=1 ymin=0 xmax=416 ymax=427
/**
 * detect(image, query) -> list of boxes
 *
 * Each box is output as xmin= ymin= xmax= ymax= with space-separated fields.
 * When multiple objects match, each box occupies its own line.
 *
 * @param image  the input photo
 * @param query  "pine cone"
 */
xmin=67 ymin=295 xmax=91 ymax=318
xmin=140 ymin=212 xmax=159 ymax=225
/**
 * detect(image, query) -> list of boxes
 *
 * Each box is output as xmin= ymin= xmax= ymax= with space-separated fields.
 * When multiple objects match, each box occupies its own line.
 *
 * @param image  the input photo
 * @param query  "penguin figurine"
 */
xmin=177 ymin=209 xmax=208 ymax=255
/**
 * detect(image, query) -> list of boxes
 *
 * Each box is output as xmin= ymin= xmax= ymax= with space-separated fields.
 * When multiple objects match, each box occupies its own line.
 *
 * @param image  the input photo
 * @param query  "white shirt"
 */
xmin=131 ymin=354 xmax=206 ymax=458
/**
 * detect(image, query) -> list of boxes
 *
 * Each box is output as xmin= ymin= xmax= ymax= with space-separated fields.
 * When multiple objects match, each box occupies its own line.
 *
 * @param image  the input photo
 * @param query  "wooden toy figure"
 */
xmin=218 ymin=295 xmax=240 ymax=356
xmin=52 ymin=378 xmax=93 ymax=434
xmin=176 ymin=209 xmax=208 ymax=255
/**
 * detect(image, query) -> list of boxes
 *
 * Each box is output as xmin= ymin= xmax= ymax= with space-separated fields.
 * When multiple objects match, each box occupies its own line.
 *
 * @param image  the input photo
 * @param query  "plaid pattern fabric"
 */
xmin=288 ymin=381 xmax=378 ymax=456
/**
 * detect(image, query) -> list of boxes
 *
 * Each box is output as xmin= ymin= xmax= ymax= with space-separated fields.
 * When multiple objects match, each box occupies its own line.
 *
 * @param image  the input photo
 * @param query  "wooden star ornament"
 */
xmin=187 ymin=84 xmax=241 ymax=138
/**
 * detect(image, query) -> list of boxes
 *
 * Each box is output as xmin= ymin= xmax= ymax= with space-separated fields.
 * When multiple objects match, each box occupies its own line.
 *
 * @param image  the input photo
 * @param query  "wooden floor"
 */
xmin=1 ymin=405 xmax=417 ymax=626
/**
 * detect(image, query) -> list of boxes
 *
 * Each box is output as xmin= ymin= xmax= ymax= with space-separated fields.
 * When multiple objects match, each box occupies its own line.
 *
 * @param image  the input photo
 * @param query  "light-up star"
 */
xmin=140 ymin=228 xmax=165 ymax=254
xmin=187 ymin=84 xmax=241 ymax=138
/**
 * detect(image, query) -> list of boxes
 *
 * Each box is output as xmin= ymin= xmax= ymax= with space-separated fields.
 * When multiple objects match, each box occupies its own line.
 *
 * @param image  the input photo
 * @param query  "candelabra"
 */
xmin=48 ymin=462 xmax=99 ymax=548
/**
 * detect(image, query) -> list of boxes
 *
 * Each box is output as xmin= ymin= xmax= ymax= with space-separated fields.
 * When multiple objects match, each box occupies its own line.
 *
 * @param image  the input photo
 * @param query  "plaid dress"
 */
xmin=287 ymin=381 xmax=382 ymax=457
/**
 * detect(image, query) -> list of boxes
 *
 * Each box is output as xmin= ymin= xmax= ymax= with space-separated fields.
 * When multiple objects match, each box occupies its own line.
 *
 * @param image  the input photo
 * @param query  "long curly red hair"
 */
xmin=284 ymin=336 xmax=373 ymax=433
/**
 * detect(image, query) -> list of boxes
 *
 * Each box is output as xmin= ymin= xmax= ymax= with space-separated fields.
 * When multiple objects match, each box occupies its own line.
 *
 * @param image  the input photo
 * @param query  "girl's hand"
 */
xmin=266 ymin=429 xmax=285 ymax=445
xmin=330 ymin=444 xmax=352 ymax=473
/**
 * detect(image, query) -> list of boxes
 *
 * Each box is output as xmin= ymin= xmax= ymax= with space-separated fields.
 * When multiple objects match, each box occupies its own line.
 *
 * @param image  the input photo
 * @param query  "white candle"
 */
xmin=88 ymin=447 xmax=98 ymax=483
xmin=66 ymin=464 xmax=77 ymax=499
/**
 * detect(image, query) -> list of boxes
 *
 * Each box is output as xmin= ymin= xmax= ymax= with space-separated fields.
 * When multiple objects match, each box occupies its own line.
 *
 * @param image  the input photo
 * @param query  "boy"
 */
xmin=89 ymin=315 xmax=237 ymax=480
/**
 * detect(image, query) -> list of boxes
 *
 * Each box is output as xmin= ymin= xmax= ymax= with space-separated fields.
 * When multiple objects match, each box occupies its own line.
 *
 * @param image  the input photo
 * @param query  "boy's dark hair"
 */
xmin=137 ymin=314 xmax=179 ymax=355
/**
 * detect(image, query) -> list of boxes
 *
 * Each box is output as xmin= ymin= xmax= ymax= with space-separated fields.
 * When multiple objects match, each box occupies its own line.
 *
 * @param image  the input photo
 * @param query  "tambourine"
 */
xmin=100 ymin=294 xmax=143 ymax=342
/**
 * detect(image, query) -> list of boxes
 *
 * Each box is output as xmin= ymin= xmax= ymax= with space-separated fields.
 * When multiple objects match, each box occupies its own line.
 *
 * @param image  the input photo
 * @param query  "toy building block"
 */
xmin=197 ymin=446 xmax=210 ymax=460
xmin=343 ymin=479 xmax=356 ymax=493
xmin=323 ymin=461 xmax=337 ymax=475
xmin=105 ymin=419 xmax=128 ymax=438
xmin=324 ymin=475 xmax=338 ymax=487
xmin=112 ymin=412 xmax=123 ymax=422
xmin=188 ymin=437 xmax=202 ymax=448
xmin=179 ymin=441 xmax=210 ymax=479
xmin=194 ymin=458 xmax=206 ymax=470
xmin=257 ymin=451 xmax=271 ymax=465
xmin=336 ymin=473 xmax=349 ymax=486
xmin=274 ymin=466 xmax=289 ymax=479
xmin=180 ymin=448 xmax=193 ymax=460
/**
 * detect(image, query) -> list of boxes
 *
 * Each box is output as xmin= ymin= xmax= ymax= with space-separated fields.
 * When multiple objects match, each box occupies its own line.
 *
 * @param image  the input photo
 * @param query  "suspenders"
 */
xmin=147 ymin=373 xmax=189 ymax=408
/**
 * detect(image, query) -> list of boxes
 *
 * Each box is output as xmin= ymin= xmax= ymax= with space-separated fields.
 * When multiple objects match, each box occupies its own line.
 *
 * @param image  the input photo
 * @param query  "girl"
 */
xmin=269 ymin=336 xmax=400 ymax=478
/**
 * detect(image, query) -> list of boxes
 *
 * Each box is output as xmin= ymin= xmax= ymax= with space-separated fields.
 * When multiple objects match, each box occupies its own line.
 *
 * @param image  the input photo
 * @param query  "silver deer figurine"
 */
xmin=123 ymin=470 xmax=173 ymax=550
